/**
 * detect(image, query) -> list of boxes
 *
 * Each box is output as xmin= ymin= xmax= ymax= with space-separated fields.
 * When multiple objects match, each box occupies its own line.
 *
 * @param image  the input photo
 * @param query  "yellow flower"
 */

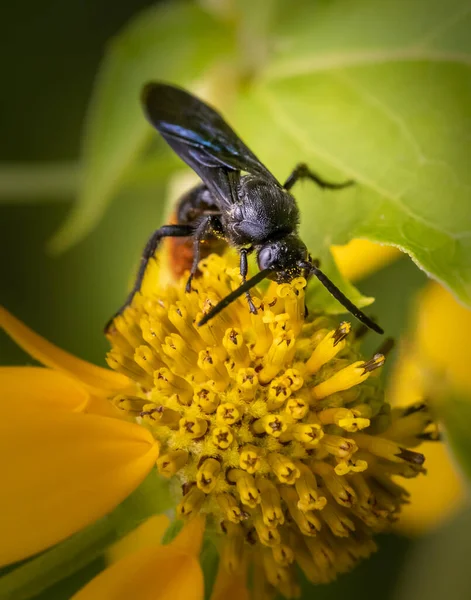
xmin=1 ymin=251 xmax=433 ymax=598
xmin=334 ymin=241 xmax=466 ymax=535
xmin=386 ymin=282 xmax=468 ymax=534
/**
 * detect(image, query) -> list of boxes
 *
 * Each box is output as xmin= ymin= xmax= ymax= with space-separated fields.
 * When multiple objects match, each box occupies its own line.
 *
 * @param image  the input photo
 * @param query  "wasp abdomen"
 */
xmin=168 ymin=183 xmax=226 ymax=277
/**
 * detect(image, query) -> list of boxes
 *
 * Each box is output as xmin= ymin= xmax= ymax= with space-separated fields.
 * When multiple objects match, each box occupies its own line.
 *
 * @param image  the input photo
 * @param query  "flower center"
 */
xmin=107 ymin=253 xmax=431 ymax=597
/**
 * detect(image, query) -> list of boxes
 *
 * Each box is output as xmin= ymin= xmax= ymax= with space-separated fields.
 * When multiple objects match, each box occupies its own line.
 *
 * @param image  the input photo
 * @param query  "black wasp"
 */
xmin=107 ymin=83 xmax=383 ymax=335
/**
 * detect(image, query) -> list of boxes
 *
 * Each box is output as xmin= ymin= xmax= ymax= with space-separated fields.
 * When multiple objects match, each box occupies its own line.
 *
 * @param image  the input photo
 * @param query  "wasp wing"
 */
xmin=142 ymin=82 xmax=279 ymax=204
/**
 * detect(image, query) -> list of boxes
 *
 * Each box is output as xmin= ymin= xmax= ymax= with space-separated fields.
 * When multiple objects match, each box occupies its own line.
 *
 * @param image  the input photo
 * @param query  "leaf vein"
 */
xmin=333 ymin=71 xmax=426 ymax=163
xmin=263 ymin=49 xmax=471 ymax=81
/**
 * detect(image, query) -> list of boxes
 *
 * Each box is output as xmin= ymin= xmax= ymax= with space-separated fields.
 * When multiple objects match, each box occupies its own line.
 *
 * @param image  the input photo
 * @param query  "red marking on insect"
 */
xmin=165 ymin=211 xmax=226 ymax=279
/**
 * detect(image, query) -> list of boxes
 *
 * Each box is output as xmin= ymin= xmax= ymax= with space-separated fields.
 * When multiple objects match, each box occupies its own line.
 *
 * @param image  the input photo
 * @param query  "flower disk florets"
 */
xmin=107 ymin=254 xmax=431 ymax=598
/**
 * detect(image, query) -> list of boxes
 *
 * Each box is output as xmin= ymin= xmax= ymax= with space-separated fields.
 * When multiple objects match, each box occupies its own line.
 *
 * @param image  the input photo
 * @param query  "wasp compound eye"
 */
xmin=258 ymin=246 xmax=274 ymax=270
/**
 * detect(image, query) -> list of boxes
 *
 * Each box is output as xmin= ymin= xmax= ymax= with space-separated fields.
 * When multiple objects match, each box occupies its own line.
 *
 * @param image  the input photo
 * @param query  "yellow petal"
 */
xmin=170 ymin=514 xmax=205 ymax=556
xmin=211 ymin=566 xmax=249 ymax=600
xmin=332 ymin=239 xmax=401 ymax=282
xmin=73 ymin=546 xmax=203 ymax=600
xmin=0 ymin=365 xmax=124 ymax=419
xmin=0 ymin=407 xmax=159 ymax=566
xmin=0 ymin=306 xmax=130 ymax=394
xmin=387 ymin=331 xmax=465 ymax=535
xmin=386 ymin=342 xmax=424 ymax=408
xmin=414 ymin=282 xmax=471 ymax=393
xmin=74 ymin=517 xmax=205 ymax=600
xmin=0 ymin=366 xmax=89 ymax=412
xmin=395 ymin=441 xmax=464 ymax=535
xmin=84 ymin=394 xmax=124 ymax=418
xmin=107 ymin=514 xmax=170 ymax=564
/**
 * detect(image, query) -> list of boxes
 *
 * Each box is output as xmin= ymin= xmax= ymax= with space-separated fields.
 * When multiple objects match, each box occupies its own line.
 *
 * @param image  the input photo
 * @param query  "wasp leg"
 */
xmin=283 ymin=163 xmax=353 ymax=191
xmin=240 ymin=248 xmax=257 ymax=314
xmin=185 ymin=215 xmax=222 ymax=293
xmin=105 ymin=224 xmax=193 ymax=332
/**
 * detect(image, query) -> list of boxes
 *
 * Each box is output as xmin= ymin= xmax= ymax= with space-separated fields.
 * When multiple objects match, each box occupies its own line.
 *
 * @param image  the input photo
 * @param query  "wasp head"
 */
xmin=257 ymin=234 xmax=310 ymax=282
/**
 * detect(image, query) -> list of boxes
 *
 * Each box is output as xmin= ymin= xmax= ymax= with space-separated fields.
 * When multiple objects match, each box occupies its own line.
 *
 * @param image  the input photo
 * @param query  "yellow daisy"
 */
xmin=385 ymin=282 xmax=469 ymax=534
xmin=1 ymin=251 xmax=433 ymax=598
xmin=334 ymin=240 xmax=466 ymax=535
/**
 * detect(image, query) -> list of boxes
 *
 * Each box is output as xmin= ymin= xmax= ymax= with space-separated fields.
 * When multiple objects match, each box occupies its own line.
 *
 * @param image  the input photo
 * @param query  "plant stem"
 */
xmin=0 ymin=162 xmax=81 ymax=202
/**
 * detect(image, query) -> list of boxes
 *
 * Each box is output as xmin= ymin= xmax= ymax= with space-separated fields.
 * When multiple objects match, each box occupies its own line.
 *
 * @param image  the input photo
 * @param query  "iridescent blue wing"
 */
xmin=142 ymin=82 xmax=279 ymax=205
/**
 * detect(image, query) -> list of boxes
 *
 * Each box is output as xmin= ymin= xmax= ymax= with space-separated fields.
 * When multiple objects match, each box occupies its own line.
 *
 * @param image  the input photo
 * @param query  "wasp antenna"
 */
xmin=309 ymin=264 xmax=384 ymax=335
xmin=198 ymin=268 xmax=272 ymax=327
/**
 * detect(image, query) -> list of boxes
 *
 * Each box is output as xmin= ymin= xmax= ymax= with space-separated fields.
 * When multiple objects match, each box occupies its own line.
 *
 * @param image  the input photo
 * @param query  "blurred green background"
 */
xmin=1 ymin=1 xmax=470 ymax=599
xmin=0 ymin=0 xmax=166 ymax=368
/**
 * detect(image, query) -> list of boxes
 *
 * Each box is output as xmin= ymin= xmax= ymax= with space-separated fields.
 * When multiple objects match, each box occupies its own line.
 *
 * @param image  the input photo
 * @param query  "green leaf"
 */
xmin=48 ymin=2 xmax=235 ymax=254
xmin=31 ymin=557 xmax=106 ymax=600
xmin=201 ymin=537 xmax=219 ymax=600
xmin=233 ymin=0 xmax=471 ymax=307
xmin=0 ymin=469 xmax=172 ymax=600
xmin=161 ymin=518 xmax=183 ymax=546
xmin=436 ymin=394 xmax=471 ymax=483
